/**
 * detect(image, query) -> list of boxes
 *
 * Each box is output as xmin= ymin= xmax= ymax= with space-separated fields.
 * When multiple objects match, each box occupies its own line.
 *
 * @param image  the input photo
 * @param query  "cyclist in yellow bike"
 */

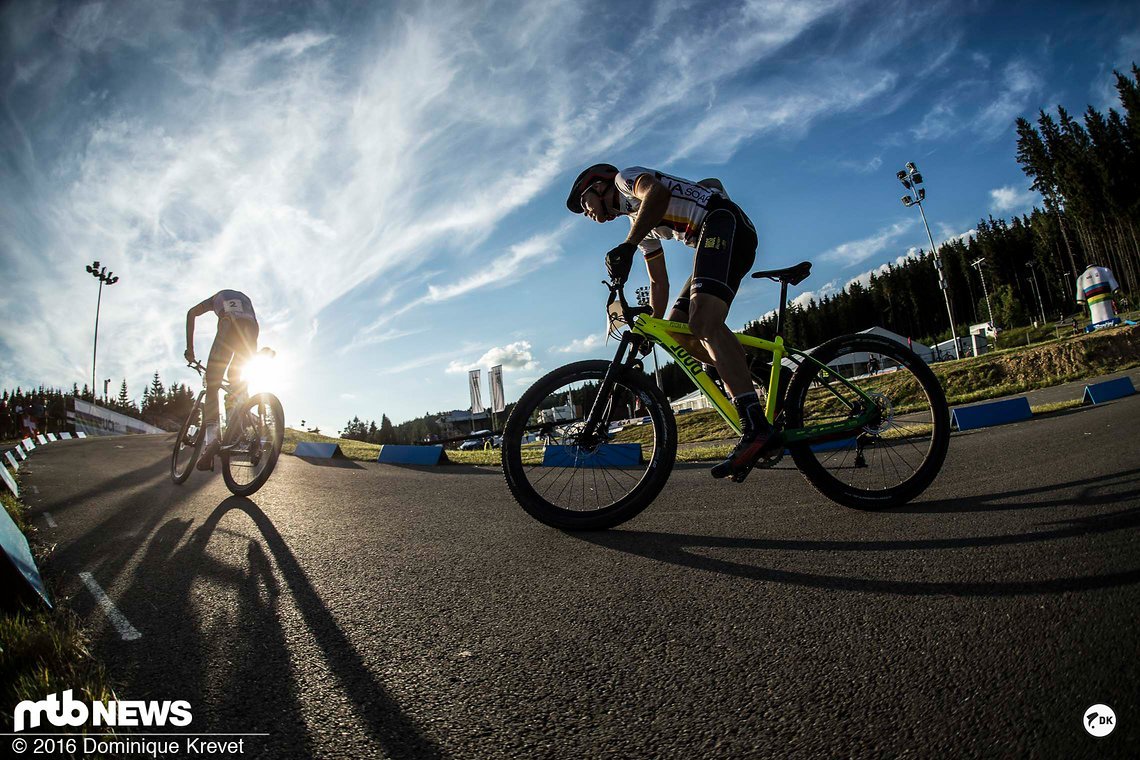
xmin=184 ymin=290 xmax=259 ymax=471
xmin=567 ymin=163 xmax=780 ymax=478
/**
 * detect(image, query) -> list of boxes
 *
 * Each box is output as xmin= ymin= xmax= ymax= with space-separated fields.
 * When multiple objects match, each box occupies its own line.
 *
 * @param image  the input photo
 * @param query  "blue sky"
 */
xmin=2 ymin=0 xmax=1138 ymax=432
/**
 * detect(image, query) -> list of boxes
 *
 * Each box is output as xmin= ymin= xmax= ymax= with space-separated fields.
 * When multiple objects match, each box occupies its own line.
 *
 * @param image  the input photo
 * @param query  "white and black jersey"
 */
xmin=614 ymin=166 xmax=723 ymax=259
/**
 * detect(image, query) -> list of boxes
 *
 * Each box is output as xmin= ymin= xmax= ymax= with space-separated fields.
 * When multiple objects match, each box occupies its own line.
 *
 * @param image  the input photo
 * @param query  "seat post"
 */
xmin=776 ymin=279 xmax=789 ymax=337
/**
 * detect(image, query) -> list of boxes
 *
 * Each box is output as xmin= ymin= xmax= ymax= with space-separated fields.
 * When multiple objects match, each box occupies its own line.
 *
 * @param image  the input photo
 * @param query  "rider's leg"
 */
xmin=197 ymin=320 xmax=237 ymax=470
xmin=226 ymin=319 xmax=260 ymax=398
xmin=688 ymin=294 xmax=752 ymax=396
xmin=665 ymin=278 xmax=715 ymax=364
xmin=685 ymin=202 xmax=777 ymax=478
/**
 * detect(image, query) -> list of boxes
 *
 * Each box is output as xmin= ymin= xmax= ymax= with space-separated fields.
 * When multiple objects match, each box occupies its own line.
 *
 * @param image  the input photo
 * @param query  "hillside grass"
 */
xmin=284 ymin=324 xmax=1137 ymax=467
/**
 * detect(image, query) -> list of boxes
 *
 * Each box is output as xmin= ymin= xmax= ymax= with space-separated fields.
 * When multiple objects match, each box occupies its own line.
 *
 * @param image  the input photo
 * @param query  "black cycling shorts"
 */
xmin=672 ymin=195 xmax=758 ymax=315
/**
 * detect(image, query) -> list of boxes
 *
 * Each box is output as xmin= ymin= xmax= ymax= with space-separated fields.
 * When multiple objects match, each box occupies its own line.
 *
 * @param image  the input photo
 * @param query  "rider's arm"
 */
xmin=185 ymin=297 xmax=214 ymax=360
xmin=645 ymin=251 xmax=669 ymax=319
xmin=625 ymin=173 xmax=670 ymax=247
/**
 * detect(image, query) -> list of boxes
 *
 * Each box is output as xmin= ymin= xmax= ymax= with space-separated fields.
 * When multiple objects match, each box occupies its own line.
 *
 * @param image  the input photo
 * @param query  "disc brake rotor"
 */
xmin=861 ymin=391 xmax=894 ymax=435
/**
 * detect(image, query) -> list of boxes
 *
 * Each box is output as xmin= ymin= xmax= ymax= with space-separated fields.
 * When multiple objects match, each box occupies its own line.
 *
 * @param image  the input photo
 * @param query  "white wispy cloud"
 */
xmin=670 ymin=70 xmax=898 ymax=163
xmin=990 ymin=185 xmax=1039 ymax=213
xmin=973 ymin=59 xmax=1044 ymax=138
xmin=554 ymin=334 xmax=605 ymax=354
xmin=445 ymin=341 xmax=539 ymax=374
xmin=819 ymin=220 xmax=916 ymax=267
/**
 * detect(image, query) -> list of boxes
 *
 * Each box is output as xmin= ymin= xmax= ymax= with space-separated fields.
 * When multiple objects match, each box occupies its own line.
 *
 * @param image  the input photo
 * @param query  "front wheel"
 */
xmin=221 ymin=393 xmax=285 ymax=497
xmin=171 ymin=399 xmax=204 ymax=485
xmin=784 ymin=334 xmax=950 ymax=510
xmin=502 ymin=359 xmax=677 ymax=530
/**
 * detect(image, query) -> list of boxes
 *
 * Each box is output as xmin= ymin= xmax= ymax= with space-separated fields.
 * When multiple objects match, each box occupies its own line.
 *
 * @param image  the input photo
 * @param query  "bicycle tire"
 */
xmin=221 ymin=393 xmax=285 ymax=497
xmin=783 ymin=334 xmax=949 ymax=509
xmin=502 ymin=360 xmax=677 ymax=530
xmin=170 ymin=399 xmax=204 ymax=485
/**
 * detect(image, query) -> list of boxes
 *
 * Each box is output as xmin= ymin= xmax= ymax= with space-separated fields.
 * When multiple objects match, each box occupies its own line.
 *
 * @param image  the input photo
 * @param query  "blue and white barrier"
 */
xmin=5 ymin=451 xmax=19 ymax=471
xmin=67 ymin=399 xmax=164 ymax=437
xmin=377 ymin=445 xmax=446 ymax=465
xmin=0 ymin=502 xmax=50 ymax=608
xmin=542 ymin=444 xmax=642 ymax=468
xmin=293 ymin=442 xmax=346 ymax=459
xmin=1083 ymin=376 xmax=1136 ymax=405
xmin=950 ymin=397 xmax=1032 ymax=431
xmin=0 ymin=463 xmax=17 ymax=498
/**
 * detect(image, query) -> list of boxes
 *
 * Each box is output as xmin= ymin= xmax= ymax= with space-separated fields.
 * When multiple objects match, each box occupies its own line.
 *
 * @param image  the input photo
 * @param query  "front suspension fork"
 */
xmin=581 ymin=333 xmax=642 ymax=440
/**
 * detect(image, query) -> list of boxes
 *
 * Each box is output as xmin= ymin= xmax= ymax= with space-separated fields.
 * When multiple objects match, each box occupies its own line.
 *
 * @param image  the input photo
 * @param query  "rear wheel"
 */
xmin=170 ymin=400 xmax=204 ymax=484
xmin=784 ymin=335 xmax=949 ymax=509
xmin=221 ymin=393 xmax=285 ymax=497
xmin=502 ymin=360 xmax=677 ymax=530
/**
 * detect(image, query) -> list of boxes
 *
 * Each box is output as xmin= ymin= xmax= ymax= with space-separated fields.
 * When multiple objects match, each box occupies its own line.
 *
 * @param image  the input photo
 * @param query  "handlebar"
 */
xmin=604 ymin=279 xmax=652 ymax=331
xmin=187 ymin=360 xmax=206 ymax=375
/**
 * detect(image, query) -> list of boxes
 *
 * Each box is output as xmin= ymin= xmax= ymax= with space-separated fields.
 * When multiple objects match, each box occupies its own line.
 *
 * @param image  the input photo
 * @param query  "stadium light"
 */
xmin=86 ymin=260 xmax=121 ymax=405
xmin=896 ymin=162 xmax=961 ymax=360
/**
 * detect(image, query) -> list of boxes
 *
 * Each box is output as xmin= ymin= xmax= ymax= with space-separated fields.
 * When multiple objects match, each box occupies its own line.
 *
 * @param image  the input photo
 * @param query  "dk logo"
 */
xmin=1083 ymin=704 xmax=1116 ymax=737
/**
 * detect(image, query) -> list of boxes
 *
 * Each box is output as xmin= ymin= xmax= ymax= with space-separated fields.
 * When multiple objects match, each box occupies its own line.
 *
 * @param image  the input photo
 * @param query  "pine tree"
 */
xmin=380 ymin=414 xmax=395 ymax=444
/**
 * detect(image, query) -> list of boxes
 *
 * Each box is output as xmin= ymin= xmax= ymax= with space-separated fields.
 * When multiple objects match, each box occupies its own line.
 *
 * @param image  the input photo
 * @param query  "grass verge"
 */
xmin=0 ymin=488 xmax=118 ymax=732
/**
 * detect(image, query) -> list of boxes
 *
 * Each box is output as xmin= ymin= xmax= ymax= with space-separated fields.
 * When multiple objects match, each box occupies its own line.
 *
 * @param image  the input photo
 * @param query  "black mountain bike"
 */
xmin=170 ymin=349 xmax=285 ymax=496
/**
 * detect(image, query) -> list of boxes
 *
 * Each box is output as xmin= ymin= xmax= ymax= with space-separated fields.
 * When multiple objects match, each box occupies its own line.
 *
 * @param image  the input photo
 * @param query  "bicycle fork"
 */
xmin=580 ymin=332 xmax=643 ymax=443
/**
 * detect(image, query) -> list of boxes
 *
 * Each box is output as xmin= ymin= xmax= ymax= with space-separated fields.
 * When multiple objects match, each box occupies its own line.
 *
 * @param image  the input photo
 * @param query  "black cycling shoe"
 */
xmin=195 ymin=439 xmax=220 ymax=471
xmin=710 ymin=427 xmax=783 ymax=482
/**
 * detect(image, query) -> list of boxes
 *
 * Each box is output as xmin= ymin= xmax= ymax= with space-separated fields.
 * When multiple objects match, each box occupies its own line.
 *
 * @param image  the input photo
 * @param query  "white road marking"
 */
xmin=43 ymin=512 xmax=58 ymax=528
xmin=31 ymin=485 xmax=39 ymax=494
xmin=79 ymin=572 xmax=141 ymax=641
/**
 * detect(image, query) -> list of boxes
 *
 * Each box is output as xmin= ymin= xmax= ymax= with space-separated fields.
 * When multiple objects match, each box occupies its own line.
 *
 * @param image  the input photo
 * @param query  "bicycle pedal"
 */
xmin=730 ymin=465 xmax=753 ymax=483
xmin=754 ymin=449 xmax=784 ymax=469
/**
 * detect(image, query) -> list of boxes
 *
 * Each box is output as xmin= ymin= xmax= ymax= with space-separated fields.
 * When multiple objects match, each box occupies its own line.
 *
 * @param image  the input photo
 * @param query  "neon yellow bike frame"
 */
xmin=629 ymin=314 xmax=878 ymax=444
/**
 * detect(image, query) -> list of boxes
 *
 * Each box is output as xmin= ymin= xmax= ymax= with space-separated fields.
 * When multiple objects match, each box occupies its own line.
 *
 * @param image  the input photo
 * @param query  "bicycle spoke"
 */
xmin=788 ymin=338 xmax=948 ymax=503
xmin=502 ymin=363 xmax=671 ymax=521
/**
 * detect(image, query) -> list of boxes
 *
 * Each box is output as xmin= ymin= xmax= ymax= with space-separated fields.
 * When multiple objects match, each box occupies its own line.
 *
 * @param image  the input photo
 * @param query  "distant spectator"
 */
xmin=22 ymin=413 xmax=37 ymax=438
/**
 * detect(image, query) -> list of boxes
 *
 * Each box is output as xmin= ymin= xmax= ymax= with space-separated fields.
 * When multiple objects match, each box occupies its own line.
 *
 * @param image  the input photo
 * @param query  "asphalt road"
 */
xmin=19 ymin=394 xmax=1140 ymax=759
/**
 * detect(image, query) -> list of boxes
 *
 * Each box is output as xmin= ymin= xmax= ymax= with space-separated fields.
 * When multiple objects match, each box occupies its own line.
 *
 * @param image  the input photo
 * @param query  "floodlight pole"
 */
xmin=85 ymin=261 xmax=120 ymax=405
xmin=1026 ymin=261 xmax=1047 ymax=325
xmin=970 ymin=258 xmax=996 ymax=332
xmin=897 ymin=164 xmax=961 ymax=360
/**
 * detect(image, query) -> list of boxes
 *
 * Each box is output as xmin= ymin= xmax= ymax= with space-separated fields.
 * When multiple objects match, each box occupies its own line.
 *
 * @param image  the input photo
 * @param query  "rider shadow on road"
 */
xmin=889 ymin=465 xmax=1140 ymax=514
xmin=573 ymin=468 xmax=1140 ymax=598
xmin=44 ymin=454 xmax=218 ymax=598
xmin=117 ymin=496 xmax=443 ymax=759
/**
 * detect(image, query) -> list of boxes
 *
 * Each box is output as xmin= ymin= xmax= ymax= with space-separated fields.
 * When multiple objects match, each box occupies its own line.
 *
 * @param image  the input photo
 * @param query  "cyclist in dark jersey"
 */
xmin=184 ymin=290 xmax=259 ymax=470
xmin=567 ymin=163 xmax=780 ymax=480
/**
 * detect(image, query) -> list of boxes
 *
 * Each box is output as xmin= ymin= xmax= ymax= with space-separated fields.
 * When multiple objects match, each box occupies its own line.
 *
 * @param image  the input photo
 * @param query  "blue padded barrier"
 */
xmin=0 ymin=464 xmax=17 ymax=497
xmin=950 ymin=397 xmax=1032 ymax=431
xmin=782 ymin=438 xmax=857 ymax=456
xmin=542 ymin=444 xmax=642 ymax=468
xmin=0 ymin=504 xmax=51 ymax=608
xmin=377 ymin=445 xmax=446 ymax=465
xmin=1082 ymin=376 xmax=1136 ymax=405
xmin=293 ymin=441 xmax=346 ymax=458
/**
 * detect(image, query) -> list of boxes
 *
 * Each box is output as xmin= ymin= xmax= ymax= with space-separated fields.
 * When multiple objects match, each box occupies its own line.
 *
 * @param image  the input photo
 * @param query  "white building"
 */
xmin=669 ymin=389 xmax=714 ymax=413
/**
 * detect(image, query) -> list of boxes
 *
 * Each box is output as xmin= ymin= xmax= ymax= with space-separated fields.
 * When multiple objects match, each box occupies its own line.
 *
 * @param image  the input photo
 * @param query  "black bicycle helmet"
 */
xmin=566 ymin=163 xmax=619 ymax=214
